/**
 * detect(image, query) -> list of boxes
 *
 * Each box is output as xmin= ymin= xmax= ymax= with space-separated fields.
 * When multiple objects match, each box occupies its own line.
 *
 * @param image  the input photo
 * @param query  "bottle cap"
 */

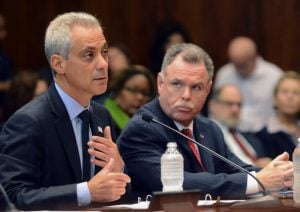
xmin=167 ymin=142 xmax=177 ymax=148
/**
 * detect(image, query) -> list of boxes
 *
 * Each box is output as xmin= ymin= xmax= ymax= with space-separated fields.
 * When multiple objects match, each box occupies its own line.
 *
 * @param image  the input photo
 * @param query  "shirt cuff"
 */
xmin=77 ymin=182 xmax=92 ymax=206
xmin=245 ymin=171 xmax=259 ymax=195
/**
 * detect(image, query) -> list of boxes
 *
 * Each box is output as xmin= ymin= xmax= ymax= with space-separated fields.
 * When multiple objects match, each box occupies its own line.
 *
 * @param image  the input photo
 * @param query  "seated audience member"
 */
xmin=149 ymin=21 xmax=191 ymax=77
xmin=117 ymin=43 xmax=293 ymax=199
xmin=0 ymin=12 xmax=130 ymax=210
xmin=0 ymin=70 xmax=48 ymax=126
xmin=208 ymin=84 xmax=271 ymax=168
xmin=256 ymin=71 xmax=300 ymax=160
xmin=104 ymin=68 xmax=156 ymax=138
xmin=214 ymin=36 xmax=283 ymax=132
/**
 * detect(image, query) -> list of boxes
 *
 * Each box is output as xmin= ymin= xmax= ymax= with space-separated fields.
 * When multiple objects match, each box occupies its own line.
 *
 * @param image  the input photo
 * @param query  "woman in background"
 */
xmin=256 ymin=71 xmax=300 ymax=159
xmin=104 ymin=68 xmax=156 ymax=138
xmin=0 ymin=70 xmax=48 ymax=127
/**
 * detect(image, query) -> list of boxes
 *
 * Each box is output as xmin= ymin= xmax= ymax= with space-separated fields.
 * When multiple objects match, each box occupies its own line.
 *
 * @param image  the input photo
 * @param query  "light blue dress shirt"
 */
xmin=55 ymin=83 xmax=93 ymax=205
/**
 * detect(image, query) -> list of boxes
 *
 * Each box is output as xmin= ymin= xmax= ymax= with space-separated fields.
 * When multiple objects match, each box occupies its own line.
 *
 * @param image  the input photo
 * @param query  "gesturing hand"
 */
xmin=88 ymin=158 xmax=131 ymax=202
xmin=88 ymin=126 xmax=124 ymax=172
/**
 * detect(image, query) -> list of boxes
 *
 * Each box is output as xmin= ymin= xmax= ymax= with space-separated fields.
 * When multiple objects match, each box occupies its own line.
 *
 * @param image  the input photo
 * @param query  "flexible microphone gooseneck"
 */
xmin=0 ymin=183 xmax=18 ymax=212
xmin=141 ymin=114 xmax=282 ymax=208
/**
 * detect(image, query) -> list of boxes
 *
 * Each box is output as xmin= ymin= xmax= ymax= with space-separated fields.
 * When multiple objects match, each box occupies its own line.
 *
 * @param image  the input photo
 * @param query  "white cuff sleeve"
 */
xmin=77 ymin=182 xmax=92 ymax=206
xmin=245 ymin=171 xmax=260 ymax=195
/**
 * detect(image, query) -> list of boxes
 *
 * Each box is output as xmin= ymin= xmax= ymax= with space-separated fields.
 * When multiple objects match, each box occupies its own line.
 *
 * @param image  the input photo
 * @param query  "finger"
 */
xmin=91 ymin=157 xmax=107 ymax=168
xmin=273 ymin=160 xmax=292 ymax=167
xmin=104 ymin=126 xmax=112 ymax=141
xmin=88 ymin=147 xmax=110 ymax=160
xmin=273 ymin=152 xmax=289 ymax=162
xmin=100 ymin=157 xmax=114 ymax=173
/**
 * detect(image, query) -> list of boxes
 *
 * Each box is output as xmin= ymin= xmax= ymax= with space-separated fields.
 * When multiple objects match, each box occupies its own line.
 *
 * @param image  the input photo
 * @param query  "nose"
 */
xmin=181 ymin=87 xmax=192 ymax=100
xmin=96 ymin=53 xmax=108 ymax=71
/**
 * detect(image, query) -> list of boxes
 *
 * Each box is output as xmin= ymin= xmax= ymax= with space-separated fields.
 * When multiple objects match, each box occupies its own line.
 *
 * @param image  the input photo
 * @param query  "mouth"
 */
xmin=176 ymin=106 xmax=193 ymax=112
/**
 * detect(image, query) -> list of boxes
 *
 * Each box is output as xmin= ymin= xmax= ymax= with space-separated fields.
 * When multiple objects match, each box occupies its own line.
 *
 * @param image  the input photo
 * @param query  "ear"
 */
xmin=157 ymin=73 xmax=164 ymax=93
xmin=50 ymin=54 xmax=66 ymax=75
xmin=206 ymin=80 xmax=213 ymax=95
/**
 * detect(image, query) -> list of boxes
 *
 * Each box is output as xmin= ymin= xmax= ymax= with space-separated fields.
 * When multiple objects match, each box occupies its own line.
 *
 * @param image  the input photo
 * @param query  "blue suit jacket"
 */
xmin=118 ymin=98 xmax=258 ymax=199
xmin=0 ymin=84 xmax=116 ymax=210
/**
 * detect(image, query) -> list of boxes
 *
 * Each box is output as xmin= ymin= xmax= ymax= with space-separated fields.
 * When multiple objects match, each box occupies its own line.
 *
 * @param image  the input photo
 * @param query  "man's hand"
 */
xmin=88 ymin=126 xmax=124 ymax=172
xmin=88 ymin=158 xmax=131 ymax=202
xmin=256 ymin=152 xmax=293 ymax=191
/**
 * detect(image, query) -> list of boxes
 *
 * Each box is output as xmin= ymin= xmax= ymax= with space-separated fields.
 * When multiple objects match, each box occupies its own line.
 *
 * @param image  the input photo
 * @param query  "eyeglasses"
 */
xmin=123 ymin=86 xmax=151 ymax=97
xmin=216 ymin=99 xmax=242 ymax=108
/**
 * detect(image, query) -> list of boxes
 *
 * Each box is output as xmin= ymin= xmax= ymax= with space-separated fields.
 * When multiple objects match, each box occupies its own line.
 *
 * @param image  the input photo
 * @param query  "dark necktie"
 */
xmin=181 ymin=128 xmax=206 ymax=171
xmin=229 ymin=128 xmax=257 ymax=162
xmin=78 ymin=109 xmax=91 ymax=181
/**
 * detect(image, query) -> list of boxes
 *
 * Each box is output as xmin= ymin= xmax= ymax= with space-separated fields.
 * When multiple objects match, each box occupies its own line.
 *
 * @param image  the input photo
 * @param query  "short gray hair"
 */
xmin=44 ymin=12 xmax=102 ymax=61
xmin=160 ymin=43 xmax=214 ymax=79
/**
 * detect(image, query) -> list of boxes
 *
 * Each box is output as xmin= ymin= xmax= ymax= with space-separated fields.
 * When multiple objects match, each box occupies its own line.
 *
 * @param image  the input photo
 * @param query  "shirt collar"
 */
xmin=55 ymin=82 xmax=90 ymax=120
xmin=174 ymin=121 xmax=193 ymax=133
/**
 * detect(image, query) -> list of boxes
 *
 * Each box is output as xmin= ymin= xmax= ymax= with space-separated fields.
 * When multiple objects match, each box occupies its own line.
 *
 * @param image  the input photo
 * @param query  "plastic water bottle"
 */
xmin=161 ymin=142 xmax=184 ymax=192
xmin=293 ymin=138 xmax=300 ymax=203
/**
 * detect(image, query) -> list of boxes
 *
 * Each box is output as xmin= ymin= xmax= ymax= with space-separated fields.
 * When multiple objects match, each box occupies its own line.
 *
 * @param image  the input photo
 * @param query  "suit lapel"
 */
xmin=47 ymin=84 xmax=82 ymax=182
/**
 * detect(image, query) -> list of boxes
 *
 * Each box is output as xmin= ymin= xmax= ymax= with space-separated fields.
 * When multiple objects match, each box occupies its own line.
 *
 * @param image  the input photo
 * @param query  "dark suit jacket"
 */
xmin=255 ymin=127 xmax=296 ymax=160
xmin=117 ymin=98 xmax=258 ymax=199
xmin=0 ymin=84 xmax=116 ymax=210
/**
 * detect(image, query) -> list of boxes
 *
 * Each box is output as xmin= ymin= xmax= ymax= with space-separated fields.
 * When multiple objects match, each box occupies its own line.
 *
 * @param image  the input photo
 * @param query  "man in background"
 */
xmin=214 ymin=36 xmax=283 ymax=132
xmin=208 ymin=84 xmax=271 ymax=168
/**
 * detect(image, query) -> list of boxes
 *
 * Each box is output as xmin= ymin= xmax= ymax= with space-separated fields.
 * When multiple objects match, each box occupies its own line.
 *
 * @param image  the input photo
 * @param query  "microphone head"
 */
xmin=141 ymin=114 xmax=153 ymax=123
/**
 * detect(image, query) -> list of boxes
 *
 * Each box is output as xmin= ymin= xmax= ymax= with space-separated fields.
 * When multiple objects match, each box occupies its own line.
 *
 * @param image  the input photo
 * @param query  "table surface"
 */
xmin=94 ymin=197 xmax=300 ymax=212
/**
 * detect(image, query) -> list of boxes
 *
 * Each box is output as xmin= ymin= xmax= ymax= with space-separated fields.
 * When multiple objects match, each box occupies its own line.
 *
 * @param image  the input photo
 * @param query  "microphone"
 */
xmin=0 ymin=183 xmax=18 ymax=212
xmin=141 ymin=114 xmax=282 ymax=208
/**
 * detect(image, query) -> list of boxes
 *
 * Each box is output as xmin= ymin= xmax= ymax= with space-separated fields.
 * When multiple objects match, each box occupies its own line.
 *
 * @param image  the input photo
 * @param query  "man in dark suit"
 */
xmin=117 ymin=43 xmax=293 ymax=199
xmin=0 ymin=12 xmax=130 ymax=210
xmin=208 ymin=84 xmax=271 ymax=168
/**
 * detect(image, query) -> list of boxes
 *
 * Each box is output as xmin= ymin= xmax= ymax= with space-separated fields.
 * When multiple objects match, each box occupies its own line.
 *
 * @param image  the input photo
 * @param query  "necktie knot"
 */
xmin=181 ymin=128 xmax=192 ymax=138
xmin=78 ymin=109 xmax=89 ymax=123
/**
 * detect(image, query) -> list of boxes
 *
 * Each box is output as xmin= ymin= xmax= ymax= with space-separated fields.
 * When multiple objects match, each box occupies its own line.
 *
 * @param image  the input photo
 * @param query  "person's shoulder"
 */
xmin=214 ymin=63 xmax=237 ymax=86
xmin=258 ymin=57 xmax=283 ymax=74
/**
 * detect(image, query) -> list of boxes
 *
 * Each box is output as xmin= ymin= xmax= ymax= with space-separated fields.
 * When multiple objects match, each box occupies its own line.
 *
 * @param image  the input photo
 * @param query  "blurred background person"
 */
xmin=209 ymin=84 xmax=271 ymax=168
xmin=149 ymin=21 xmax=190 ymax=77
xmin=108 ymin=43 xmax=131 ymax=83
xmin=0 ymin=14 xmax=14 ymax=113
xmin=104 ymin=68 xmax=156 ymax=138
xmin=214 ymin=36 xmax=283 ymax=132
xmin=255 ymin=71 xmax=300 ymax=160
xmin=0 ymin=70 xmax=48 ymax=128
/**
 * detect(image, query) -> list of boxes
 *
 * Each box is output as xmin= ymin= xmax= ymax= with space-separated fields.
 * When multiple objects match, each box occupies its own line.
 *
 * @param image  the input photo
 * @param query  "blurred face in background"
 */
xmin=34 ymin=79 xmax=48 ymax=97
xmin=116 ymin=74 xmax=151 ymax=116
xmin=209 ymin=85 xmax=243 ymax=128
xmin=164 ymin=33 xmax=185 ymax=52
xmin=274 ymin=78 xmax=300 ymax=116
xmin=108 ymin=46 xmax=130 ymax=77
xmin=228 ymin=37 xmax=257 ymax=77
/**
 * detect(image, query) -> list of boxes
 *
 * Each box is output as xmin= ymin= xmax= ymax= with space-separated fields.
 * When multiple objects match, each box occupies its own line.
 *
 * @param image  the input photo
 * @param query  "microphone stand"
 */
xmin=142 ymin=115 xmax=283 ymax=208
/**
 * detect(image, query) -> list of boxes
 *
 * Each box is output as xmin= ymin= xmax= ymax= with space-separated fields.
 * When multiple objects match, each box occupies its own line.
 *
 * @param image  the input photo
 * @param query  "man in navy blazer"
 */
xmin=117 ymin=43 xmax=293 ymax=199
xmin=0 ymin=12 xmax=130 ymax=210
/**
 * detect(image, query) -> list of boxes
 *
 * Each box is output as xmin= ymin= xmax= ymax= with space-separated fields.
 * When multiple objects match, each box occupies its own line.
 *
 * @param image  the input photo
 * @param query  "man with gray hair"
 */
xmin=118 ymin=43 xmax=293 ymax=199
xmin=0 ymin=12 xmax=130 ymax=210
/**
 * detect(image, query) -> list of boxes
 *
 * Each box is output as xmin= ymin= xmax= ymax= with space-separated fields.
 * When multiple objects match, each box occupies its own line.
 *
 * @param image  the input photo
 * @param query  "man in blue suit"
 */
xmin=0 ymin=12 xmax=130 ymax=210
xmin=117 ymin=43 xmax=293 ymax=199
